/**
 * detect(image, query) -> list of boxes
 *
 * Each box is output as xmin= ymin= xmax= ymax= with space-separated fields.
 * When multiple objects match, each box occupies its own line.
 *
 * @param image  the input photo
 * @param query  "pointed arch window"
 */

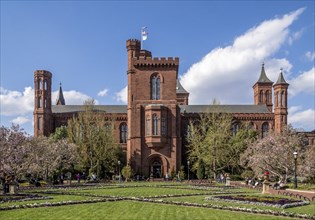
xmin=120 ymin=123 xmax=127 ymax=143
xmin=262 ymin=122 xmax=269 ymax=138
xmin=278 ymin=92 xmax=281 ymax=107
xmin=259 ymin=90 xmax=263 ymax=103
xmin=265 ymin=90 xmax=270 ymax=103
xmin=161 ymin=117 xmax=167 ymax=135
xmin=146 ymin=117 xmax=151 ymax=136
xmin=38 ymin=96 xmax=42 ymax=108
xmin=151 ymin=74 xmax=161 ymax=100
xmin=281 ymin=91 xmax=285 ymax=107
xmin=232 ymin=123 xmax=240 ymax=136
xmin=44 ymin=80 xmax=48 ymax=90
xmin=38 ymin=117 xmax=42 ymax=131
xmin=152 ymin=114 xmax=159 ymax=136
xmin=39 ymin=79 xmax=43 ymax=90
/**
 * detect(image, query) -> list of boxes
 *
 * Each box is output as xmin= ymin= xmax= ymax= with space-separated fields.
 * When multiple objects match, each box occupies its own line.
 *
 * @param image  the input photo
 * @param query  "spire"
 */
xmin=275 ymin=69 xmax=289 ymax=85
xmin=176 ymin=79 xmax=189 ymax=94
xmin=56 ymin=83 xmax=65 ymax=105
xmin=256 ymin=63 xmax=273 ymax=83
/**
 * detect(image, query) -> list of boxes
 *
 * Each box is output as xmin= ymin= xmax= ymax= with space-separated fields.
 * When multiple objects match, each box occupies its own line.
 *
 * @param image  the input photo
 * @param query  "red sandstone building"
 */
xmin=34 ymin=39 xmax=293 ymax=177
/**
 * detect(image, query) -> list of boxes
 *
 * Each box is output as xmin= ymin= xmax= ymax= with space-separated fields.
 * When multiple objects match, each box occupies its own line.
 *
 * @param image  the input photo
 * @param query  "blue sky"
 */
xmin=1 ymin=1 xmax=314 ymax=135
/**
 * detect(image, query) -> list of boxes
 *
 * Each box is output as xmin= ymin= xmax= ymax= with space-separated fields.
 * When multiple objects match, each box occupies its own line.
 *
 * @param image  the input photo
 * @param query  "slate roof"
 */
xmin=256 ymin=64 xmax=273 ymax=84
xmin=52 ymin=104 xmax=271 ymax=114
xmin=179 ymin=105 xmax=271 ymax=114
xmin=275 ymin=71 xmax=289 ymax=85
xmin=56 ymin=83 xmax=65 ymax=105
xmin=52 ymin=105 xmax=127 ymax=114
xmin=176 ymin=79 xmax=189 ymax=94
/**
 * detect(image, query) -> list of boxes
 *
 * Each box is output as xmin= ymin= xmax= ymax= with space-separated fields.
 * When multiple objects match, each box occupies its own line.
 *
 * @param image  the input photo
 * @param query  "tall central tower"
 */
xmin=126 ymin=39 xmax=181 ymax=177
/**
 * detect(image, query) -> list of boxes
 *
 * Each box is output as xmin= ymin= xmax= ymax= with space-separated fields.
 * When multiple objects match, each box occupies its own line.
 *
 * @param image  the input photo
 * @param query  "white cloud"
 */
xmin=115 ymin=86 xmax=128 ymax=104
xmin=0 ymin=86 xmax=97 ymax=118
xmin=0 ymin=86 xmax=34 ymax=116
xmin=52 ymin=90 xmax=97 ymax=105
xmin=180 ymin=8 xmax=304 ymax=104
xmin=289 ymin=106 xmax=315 ymax=131
xmin=305 ymin=51 xmax=315 ymax=61
xmin=288 ymin=28 xmax=304 ymax=45
xmin=97 ymin=89 xmax=109 ymax=97
xmin=11 ymin=116 xmax=30 ymax=125
xmin=289 ymin=67 xmax=315 ymax=96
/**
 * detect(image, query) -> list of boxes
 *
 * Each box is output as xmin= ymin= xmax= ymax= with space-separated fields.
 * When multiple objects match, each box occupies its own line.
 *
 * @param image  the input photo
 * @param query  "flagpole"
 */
xmin=141 ymin=27 xmax=143 ymax=50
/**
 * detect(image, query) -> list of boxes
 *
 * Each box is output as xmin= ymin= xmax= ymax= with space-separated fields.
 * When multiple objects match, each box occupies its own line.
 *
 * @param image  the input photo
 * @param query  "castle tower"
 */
xmin=126 ymin=39 xmax=181 ymax=177
xmin=273 ymin=69 xmax=289 ymax=133
xmin=56 ymin=83 xmax=65 ymax=105
xmin=253 ymin=63 xmax=273 ymax=112
xmin=34 ymin=70 xmax=52 ymax=137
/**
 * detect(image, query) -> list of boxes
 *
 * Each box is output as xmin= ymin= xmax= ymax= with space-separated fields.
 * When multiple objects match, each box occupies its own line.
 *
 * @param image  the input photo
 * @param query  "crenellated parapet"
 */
xmin=133 ymin=57 xmax=179 ymax=67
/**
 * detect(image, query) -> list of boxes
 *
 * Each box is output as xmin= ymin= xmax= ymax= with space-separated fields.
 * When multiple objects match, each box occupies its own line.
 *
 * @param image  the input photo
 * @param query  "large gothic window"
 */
xmin=262 ymin=122 xmax=269 ymax=138
xmin=152 ymin=114 xmax=159 ymax=136
xmin=259 ymin=90 xmax=263 ymax=103
xmin=120 ymin=123 xmax=127 ymax=143
xmin=151 ymin=74 xmax=160 ymax=100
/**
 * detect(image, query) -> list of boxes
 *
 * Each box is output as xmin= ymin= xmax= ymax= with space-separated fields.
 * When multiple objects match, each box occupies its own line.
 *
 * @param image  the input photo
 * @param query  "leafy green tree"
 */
xmin=67 ymin=99 xmax=119 ymax=179
xmin=121 ymin=165 xmax=133 ymax=182
xmin=196 ymin=159 xmax=205 ymax=179
xmin=179 ymin=165 xmax=186 ymax=180
xmin=50 ymin=126 xmax=68 ymax=141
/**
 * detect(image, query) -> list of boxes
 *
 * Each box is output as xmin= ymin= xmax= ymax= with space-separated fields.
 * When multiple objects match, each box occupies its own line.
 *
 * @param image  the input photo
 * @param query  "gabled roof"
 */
xmin=275 ymin=70 xmax=289 ymax=85
xmin=56 ymin=83 xmax=65 ymax=105
xmin=176 ymin=79 xmax=189 ymax=94
xmin=179 ymin=105 xmax=271 ymax=114
xmin=52 ymin=105 xmax=127 ymax=114
xmin=256 ymin=64 xmax=273 ymax=84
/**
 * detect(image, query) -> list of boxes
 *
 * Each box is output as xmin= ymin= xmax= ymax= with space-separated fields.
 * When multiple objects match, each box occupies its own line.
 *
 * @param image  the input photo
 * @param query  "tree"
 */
xmin=50 ymin=126 xmax=68 ymax=141
xmin=196 ymin=159 xmax=205 ymax=180
xmin=240 ymin=125 xmax=304 ymax=183
xmin=67 ymin=99 xmax=119 ymax=179
xmin=0 ymin=125 xmax=31 ymax=178
xmin=187 ymin=110 xmax=233 ymax=179
xmin=28 ymin=137 xmax=79 ymax=181
xmin=300 ymin=144 xmax=315 ymax=183
xmin=121 ymin=165 xmax=133 ymax=182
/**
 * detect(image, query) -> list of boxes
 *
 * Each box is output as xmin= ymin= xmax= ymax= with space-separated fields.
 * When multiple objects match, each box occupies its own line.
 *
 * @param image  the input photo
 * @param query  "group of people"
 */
xmin=245 ymin=177 xmax=263 ymax=188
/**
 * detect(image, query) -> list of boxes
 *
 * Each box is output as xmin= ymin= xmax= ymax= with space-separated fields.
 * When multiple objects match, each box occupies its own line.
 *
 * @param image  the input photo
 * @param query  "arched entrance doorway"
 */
xmin=150 ymin=158 xmax=162 ymax=178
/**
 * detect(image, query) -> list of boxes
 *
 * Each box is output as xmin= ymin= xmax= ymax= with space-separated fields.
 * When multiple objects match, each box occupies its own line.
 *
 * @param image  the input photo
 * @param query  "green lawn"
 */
xmin=0 ymin=182 xmax=314 ymax=220
xmin=0 ymin=200 xmax=294 ymax=220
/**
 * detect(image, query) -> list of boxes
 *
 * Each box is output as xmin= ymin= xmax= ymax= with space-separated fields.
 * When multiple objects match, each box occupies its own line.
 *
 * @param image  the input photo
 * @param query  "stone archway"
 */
xmin=145 ymin=154 xmax=169 ymax=178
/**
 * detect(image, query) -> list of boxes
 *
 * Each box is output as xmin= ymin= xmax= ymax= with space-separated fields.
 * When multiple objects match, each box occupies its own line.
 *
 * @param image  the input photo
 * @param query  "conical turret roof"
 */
xmin=176 ymin=79 xmax=189 ymax=94
xmin=256 ymin=63 xmax=273 ymax=83
xmin=275 ymin=69 xmax=289 ymax=85
xmin=56 ymin=83 xmax=65 ymax=105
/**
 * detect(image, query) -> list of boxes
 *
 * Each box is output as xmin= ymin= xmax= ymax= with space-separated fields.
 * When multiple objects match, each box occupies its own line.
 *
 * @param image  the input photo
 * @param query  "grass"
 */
xmin=0 ymin=200 xmax=294 ymax=220
xmin=0 ymin=182 xmax=314 ymax=219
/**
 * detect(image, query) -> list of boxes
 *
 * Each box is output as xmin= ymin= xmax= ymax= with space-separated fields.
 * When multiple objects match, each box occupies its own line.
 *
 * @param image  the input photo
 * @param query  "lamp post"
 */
xmin=187 ymin=160 xmax=190 ymax=181
xmin=118 ymin=160 xmax=121 ymax=183
xmin=293 ymin=152 xmax=298 ymax=189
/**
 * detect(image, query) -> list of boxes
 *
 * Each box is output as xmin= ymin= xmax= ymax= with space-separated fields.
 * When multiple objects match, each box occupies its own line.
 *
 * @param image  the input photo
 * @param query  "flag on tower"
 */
xmin=141 ymin=27 xmax=148 ymax=41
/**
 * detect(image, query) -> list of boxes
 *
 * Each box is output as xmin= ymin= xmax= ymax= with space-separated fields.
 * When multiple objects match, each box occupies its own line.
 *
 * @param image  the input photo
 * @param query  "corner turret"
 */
xmin=273 ymin=69 xmax=289 ymax=133
xmin=253 ymin=63 xmax=273 ymax=112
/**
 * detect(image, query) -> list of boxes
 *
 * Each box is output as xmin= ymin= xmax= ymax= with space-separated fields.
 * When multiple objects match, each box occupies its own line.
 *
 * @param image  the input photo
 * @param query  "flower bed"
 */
xmin=0 ymin=194 xmax=52 ymax=203
xmin=205 ymin=194 xmax=310 ymax=209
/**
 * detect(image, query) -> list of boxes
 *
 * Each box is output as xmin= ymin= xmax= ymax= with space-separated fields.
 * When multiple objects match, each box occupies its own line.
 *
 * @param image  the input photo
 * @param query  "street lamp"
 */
xmin=118 ymin=160 xmax=121 ymax=183
xmin=293 ymin=152 xmax=298 ymax=189
xmin=187 ymin=160 xmax=190 ymax=181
